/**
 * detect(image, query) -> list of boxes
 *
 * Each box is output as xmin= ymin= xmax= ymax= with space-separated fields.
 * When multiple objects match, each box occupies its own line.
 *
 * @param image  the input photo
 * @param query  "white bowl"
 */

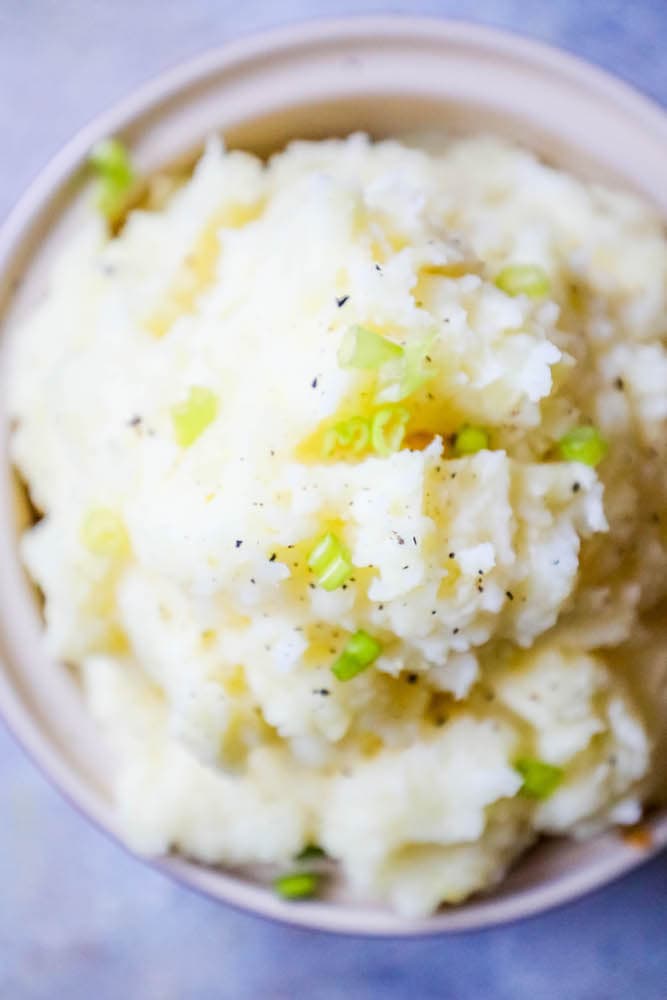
xmin=1 ymin=17 xmax=666 ymax=936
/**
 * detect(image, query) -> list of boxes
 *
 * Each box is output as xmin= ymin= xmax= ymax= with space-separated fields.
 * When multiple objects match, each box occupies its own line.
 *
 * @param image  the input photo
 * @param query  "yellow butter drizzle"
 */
xmin=146 ymin=200 xmax=264 ymax=338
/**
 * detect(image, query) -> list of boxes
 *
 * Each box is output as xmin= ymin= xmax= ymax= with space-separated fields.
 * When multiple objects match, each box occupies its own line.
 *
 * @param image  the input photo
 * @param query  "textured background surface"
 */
xmin=1 ymin=2 xmax=666 ymax=997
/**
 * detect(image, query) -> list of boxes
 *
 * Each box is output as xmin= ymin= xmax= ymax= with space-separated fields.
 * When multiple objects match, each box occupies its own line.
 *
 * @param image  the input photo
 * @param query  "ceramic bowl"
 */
xmin=1 ymin=17 xmax=666 ymax=935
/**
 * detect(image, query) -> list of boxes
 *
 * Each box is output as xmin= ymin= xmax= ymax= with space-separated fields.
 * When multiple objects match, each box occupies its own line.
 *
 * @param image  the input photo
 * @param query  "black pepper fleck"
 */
xmin=406 ymin=673 xmax=418 ymax=684
xmin=235 ymin=540 xmax=243 ymax=548
xmin=311 ymin=377 xmax=318 ymax=389
xmin=572 ymin=482 xmax=581 ymax=493
xmin=269 ymin=553 xmax=277 ymax=562
xmin=335 ymin=295 xmax=349 ymax=308
xmin=506 ymin=591 xmax=514 ymax=601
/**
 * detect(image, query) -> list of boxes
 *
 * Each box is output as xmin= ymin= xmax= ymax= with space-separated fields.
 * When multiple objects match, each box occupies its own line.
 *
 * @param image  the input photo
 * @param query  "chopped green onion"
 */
xmin=515 ymin=758 xmax=564 ymax=800
xmin=323 ymin=409 xmax=410 ymax=460
xmin=495 ymin=265 xmax=550 ymax=298
xmin=332 ymin=630 xmax=382 ymax=681
xmin=370 ymin=406 xmax=410 ymax=456
xmin=322 ymin=428 xmax=339 ymax=458
xmin=296 ymin=844 xmax=326 ymax=861
xmin=454 ymin=425 xmax=489 ymax=456
xmin=558 ymin=425 xmax=608 ymax=466
xmin=81 ymin=508 xmax=130 ymax=557
xmin=171 ymin=386 xmax=219 ymax=448
xmin=322 ymin=416 xmax=370 ymax=457
xmin=307 ymin=532 xmax=353 ymax=590
xmin=274 ymin=871 xmax=319 ymax=900
xmin=338 ymin=325 xmax=404 ymax=369
xmin=398 ymin=333 xmax=437 ymax=398
xmin=89 ymin=138 xmax=135 ymax=222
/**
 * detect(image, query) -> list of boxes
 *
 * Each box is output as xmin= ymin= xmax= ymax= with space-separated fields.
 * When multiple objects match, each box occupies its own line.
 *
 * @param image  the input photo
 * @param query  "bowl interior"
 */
xmin=1 ymin=18 xmax=666 ymax=935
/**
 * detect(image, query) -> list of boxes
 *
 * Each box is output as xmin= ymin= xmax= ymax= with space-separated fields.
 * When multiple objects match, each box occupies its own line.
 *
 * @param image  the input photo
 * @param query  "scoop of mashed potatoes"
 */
xmin=9 ymin=134 xmax=667 ymax=917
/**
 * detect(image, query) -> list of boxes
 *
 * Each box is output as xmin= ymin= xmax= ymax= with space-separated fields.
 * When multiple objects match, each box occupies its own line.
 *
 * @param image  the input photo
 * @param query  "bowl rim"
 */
xmin=0 ymin=14 xmax=666 ymax=937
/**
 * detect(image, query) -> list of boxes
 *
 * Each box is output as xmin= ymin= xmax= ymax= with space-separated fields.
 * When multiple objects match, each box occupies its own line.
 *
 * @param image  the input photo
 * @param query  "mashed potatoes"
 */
xmin=9 ymin=134 xmax=667 ymax=917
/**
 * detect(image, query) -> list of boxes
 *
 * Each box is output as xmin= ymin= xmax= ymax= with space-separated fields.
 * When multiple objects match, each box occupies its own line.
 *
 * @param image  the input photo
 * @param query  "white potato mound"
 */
xmin=9 ymin=134 xmax=667 ymax=918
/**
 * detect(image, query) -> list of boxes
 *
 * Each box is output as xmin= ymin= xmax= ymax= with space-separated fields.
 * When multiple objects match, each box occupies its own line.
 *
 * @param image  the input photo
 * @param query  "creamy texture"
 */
xmin=9 ymin=134 xmax=667 ymax=917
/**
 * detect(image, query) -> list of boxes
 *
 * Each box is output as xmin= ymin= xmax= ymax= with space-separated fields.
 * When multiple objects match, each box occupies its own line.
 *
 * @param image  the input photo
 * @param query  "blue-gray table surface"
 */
xmin=1 ymin=2 xmax=666 ymax=997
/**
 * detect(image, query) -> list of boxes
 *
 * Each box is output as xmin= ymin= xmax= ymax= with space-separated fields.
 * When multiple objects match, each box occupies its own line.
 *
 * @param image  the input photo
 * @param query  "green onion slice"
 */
xmin=495 ymin=265 xmax=550 ymax=298
xmin=89 ymin=138 xmax=135 ymax=222
xmin=398 ymin=333 xmax=437 ymax=398
xmin=332 ymin=630 xmax=382 ymax=681
xmin=81 ymin=508 xmax=130 ymax=557
xmin=338 ymin=325 xmax=404 ymax=369
xmin=515 ymin=758 xmax=564 ymax=800
xmin=171 ymin=386 xmax=219 ymax=448
xmin=558 ymin=425 xmax=608 ymax=467
xmin=307 ymin=533 xmax=353 ymax=590
xmin=454 ymin=425 xmax=489 ymax=456
xmin=371 ymin=406 xmax=410 ymax=456
xmin=322 ymin=416 xmax=370 ymax=457
xmin=274 ymin=871 xmax=319 ymax=900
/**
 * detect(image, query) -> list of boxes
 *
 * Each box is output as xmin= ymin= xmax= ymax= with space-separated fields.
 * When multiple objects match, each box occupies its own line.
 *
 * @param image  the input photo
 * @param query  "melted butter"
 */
xmin=295 ymin=378 xmax=378 ymax=463
xmin=403 ymin=429 xmax=437 ymax=451
xmin=297 ymin=380 xmax=461 ymax=465
xmin=420 ymin=260 xmax=483 ymax=278
xmin=272 ymin=521 xmax=377 ymax=610
xmin=358 ymin=731 xmax=384 ymax=757
xmin=97 ymin=623 xmax=130 ymax=656
xmin=82 ymin=572 xmax=130 ymax=656
xmin=146 ymin=199 xmax=264 ymax=338
xmin=223 ymin=664 xmax=248 ymax=697
xmin=437 ymin=561 xmax=461 ymax=598
xmin=303 ymin=622 xmax=346 ymax=668
xmin=351 ymin=203 xmax=409 ymax=265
